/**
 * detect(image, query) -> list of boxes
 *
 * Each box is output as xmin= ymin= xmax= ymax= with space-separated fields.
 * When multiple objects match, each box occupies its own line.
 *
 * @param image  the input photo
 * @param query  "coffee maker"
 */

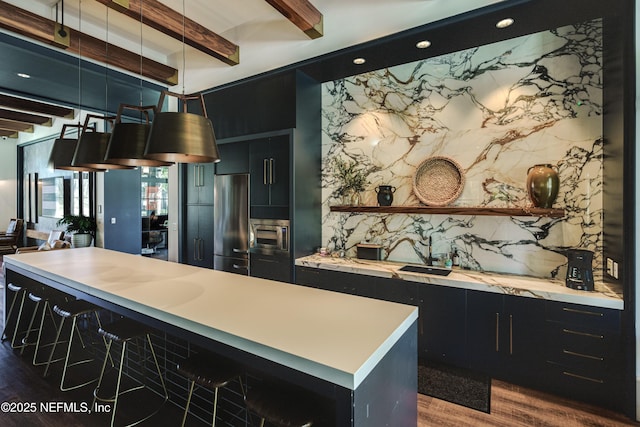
xmin=565 ymin=249 xmax=594 ymax=291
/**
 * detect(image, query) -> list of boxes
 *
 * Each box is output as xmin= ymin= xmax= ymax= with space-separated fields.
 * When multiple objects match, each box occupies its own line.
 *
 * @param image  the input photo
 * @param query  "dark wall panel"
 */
xmin=103 ymin=169 xmax=141 ymax=254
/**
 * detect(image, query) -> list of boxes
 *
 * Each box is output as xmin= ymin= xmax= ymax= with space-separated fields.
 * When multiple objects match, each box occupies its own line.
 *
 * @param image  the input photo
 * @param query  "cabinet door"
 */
xmin=186 ymin=163 xmax=215 ymax=204
xmin=503 ymin=295 xmax=545 ymax=380
xmin=466 ymin=291 xmax=505 ymax=373
xmin=249 ymin=138 xmax=271 ymax=206
xmin=250 ymin=253 xmax=291 ymax=283
xmin=216 ymin=141 xmax=250 ymax=175
xmin=295 ymin=266 xmax=322 ymax=288
xmin=419 ymin=285 xmax=467 ymax=366
xmin=184 ymin=205 xmax=214 ymax=268
xmin=266 ymin=135 xmax=289 ymax=207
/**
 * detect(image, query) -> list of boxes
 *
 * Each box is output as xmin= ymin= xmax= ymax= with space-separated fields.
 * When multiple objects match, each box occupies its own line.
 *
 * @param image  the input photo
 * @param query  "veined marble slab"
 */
xmin=296 ymin=254 xmax=623 ymax=310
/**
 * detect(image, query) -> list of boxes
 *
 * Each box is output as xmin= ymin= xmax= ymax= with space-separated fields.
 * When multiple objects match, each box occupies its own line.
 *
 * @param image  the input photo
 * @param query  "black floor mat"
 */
xmin=418 ymin=362 xmax=491 ymax=413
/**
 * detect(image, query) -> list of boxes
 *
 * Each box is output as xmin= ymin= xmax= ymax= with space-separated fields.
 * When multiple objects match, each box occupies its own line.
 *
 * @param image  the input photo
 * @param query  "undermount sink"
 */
xmin=399 ymin=265 xmax=452 ymax=276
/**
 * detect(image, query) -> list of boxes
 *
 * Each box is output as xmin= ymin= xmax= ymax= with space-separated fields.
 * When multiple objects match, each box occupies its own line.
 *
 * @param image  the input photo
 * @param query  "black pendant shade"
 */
xmin=72 ymin=114 xmax=134 ymax=170
xmin=49 ymin=123 xmax=104 ymax=172
xmin=144 ymin=91 xmax=220 ymax=164
xmin=105 ymin=104 xmax=172 ymax=167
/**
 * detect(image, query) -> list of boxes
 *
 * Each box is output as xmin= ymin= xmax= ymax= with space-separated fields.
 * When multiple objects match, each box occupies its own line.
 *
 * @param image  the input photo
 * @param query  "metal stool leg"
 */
xmin=1 ymin=284 xmax=26 ymax=343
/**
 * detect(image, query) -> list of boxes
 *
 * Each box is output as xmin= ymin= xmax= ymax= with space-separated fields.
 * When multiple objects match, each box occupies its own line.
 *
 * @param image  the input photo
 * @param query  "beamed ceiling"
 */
xmin=0 ymin=0 xmax=618 ymax=141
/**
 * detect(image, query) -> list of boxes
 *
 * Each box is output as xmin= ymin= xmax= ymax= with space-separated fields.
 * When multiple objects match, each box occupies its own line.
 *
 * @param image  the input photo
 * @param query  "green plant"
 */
xmin=56 ymin=215 xmax=96 ymax=236
xmin=333 ymin=157 xmax=369 ymax=196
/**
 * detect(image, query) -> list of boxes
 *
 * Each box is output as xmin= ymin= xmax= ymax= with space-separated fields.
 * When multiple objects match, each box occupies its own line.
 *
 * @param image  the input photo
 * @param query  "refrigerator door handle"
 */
xmin=232 ymin=248 xmax=248 ymax=254
xmin=269 ymin=158 xmax=275 ymax=184
xmin=263 ymin=158 xmax=268 ymax=184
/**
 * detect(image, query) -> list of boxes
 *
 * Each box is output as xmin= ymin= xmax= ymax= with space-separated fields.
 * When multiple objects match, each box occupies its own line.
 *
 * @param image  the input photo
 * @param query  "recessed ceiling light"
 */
xmin=496 ymin=18 xmax=515 ymax=29
xmin=17 ymin=73 xmax=31 ymax=79
xmin=353 ymin=57 xmax=366 ymax=65
xmin=416 ymin=40 xmax=432 ymax=49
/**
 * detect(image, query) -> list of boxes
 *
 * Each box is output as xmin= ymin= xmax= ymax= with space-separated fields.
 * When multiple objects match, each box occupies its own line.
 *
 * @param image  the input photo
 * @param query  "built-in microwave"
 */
xmin=249 ymin=219 xmax=290 ymax=254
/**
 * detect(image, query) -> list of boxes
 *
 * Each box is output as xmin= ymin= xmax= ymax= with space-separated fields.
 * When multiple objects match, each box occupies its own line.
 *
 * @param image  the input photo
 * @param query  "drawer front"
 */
xmin=545 ymin=301 xmax=621 ymax=331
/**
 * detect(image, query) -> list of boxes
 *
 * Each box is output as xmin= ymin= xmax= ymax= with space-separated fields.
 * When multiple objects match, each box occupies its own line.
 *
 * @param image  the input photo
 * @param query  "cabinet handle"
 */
xmin=200 ymin=239 xmax=204 ymax=261
xmin=269 ymin=158 xmax=275 ymax=184
xmin=263 ymin=158 xmax=268 ymax=185
xmin=194 ymin=165 xmax=199 ymax=187
xmin=509 ymin=314 xmax=513 ymax=355
xmin=562 ymin=328 xmax=604 ymax=339
xmin=562 ymin=307 xmax=603 ymax=317
xmin=495 ymin=313 xmax=500 ymax=352
xmin=200 ymin=164 xmax=205 ymax=186
xmin=232 ymin=264 xmax=247 ymax=270
xmin=193 ymin=238 xmax=199 ymax=261
xmin=562 ymin=371 xmax=604 ymax=384
xmin=562 ymin=349 xmax=604 ymax=361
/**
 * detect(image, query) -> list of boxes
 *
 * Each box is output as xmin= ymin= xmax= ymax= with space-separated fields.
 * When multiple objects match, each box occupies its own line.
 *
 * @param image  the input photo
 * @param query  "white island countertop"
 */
xmin=296 ymin=254 xmax=624 ymax=310
xmin=3 ymin=248 xmax=417 ymax=390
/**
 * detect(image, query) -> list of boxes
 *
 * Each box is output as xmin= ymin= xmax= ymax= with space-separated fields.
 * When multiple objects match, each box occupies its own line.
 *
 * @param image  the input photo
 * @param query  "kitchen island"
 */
xmin=3 ymin=248 xmax=418 ymax=426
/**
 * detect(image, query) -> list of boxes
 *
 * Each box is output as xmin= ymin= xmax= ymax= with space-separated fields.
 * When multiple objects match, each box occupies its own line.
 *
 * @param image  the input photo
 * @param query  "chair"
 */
xmin=245 ymin=381 xmax=324 ymax=427
xmin=0 ymin=218 xmax=24 ymax=255
xmin=92 ymin=318 xmax=168 ymax=427
xmin=16 ymin=230 xmax=68 ymax=254
xmin=43 ymin=299 xmax=112 ymax=391
xmin=176 ymin=352 xmax=244 ymax=427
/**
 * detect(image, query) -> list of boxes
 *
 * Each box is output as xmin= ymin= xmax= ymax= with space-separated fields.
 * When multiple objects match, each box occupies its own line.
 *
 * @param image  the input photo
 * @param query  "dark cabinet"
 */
xmin=185 ymin=205 xmax=214 ymax=268
xmin=186 ymin=163 xmax=214 ymax=205
xmin=467 ymin=291 xmax=545 ymax=382
xmin=294 ymin=266 xmax=377 ymax=299
xmin=543 ymin=301 xmax=623 ymax=409
xmin=251 ymin=252 xmax=291 ymax=283
xmin=418 ymin=285 xmax=467 ymax=366
xmin=216 ymin=141 xmax=250 ymax=175
xmin=250 ymin=135 xmax=289 ymax=210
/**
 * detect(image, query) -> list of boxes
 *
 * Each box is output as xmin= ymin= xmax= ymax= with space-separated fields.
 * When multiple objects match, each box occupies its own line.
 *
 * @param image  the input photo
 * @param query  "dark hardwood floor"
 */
xmin=1 ymin=261 xmax=638 ymax=426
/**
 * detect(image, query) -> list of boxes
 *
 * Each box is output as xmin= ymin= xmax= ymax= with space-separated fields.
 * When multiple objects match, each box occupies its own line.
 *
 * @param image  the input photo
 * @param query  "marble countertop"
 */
xmin=295 ymin=254 xmax=624 ymax=310
xmin=3 ymin=248 xmax=417 ymax=390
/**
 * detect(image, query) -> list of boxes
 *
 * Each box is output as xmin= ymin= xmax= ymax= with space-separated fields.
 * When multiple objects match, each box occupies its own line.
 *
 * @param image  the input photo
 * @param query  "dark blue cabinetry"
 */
xmin=295 ymin=265 xmax=625 ymax=411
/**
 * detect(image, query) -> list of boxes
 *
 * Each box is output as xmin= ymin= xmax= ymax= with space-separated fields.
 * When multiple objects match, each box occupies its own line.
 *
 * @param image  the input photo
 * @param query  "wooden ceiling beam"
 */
xmin=0 ymin=129 xmax=19 ymax=138
xmin=0 ymin=94 xmax=74 ymax=119
xmin=0 ymin=1 xmax=178 ymax=86
xmin=0 ymin=118 xmax=34 ymax=133
xmin=0 ymin=108 xmax=52 ymax=127
xmin=94 ymin=0 xmax=240 ymax=66
xmin=264 ymin=0 xmax=323 ymax=39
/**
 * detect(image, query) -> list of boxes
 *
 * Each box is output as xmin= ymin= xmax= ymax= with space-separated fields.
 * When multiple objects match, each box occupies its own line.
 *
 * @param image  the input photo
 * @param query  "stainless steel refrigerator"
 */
xmin=213 ymin=174 xmax=249 ymax=275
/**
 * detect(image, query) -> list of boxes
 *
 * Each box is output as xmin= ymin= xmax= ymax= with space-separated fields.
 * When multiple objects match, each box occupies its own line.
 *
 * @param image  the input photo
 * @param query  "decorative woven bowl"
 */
xmin=413 ymin=156 xmax=465 ymax=206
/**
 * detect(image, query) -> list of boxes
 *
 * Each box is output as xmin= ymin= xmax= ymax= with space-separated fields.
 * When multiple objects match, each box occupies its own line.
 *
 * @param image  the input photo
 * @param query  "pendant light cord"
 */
xmin=182 ymin=0 xmax=186 ymax=110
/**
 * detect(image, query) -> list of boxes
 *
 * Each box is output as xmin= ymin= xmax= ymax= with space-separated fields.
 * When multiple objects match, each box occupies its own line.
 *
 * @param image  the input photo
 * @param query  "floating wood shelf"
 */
xmin=329 ymin=205 xmax=565 ymax=218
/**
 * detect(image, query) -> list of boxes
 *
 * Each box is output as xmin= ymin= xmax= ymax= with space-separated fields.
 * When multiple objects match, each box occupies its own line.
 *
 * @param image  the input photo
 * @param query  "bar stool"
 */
xmin=92 ymin=317 xmax=168 ymax=427
xmin=245 ymin=381 xmax=323 ymax=427
xmin=19 ymin=288 xmax=65 ymax=366
xmin=43 ymin=299 xmax=111 ymax=391
xmin=0 ymin=282 xmax=29 ymax=348
xmin=176 ymin=352 xmax=244 ymax=427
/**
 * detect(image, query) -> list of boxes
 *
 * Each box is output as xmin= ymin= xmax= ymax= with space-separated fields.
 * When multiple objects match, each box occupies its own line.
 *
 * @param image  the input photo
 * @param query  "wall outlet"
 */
xmin=613 ymin=261 xmax=619 ymax=279
xmin=607 ymin=258 xmax=614 ymax=276
xmin=110 ymin=217 xmax=116 ymax=224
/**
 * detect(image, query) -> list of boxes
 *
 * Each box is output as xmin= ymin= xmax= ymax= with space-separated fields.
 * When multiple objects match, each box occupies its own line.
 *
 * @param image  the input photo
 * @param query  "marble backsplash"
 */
xmin=321 ymin=20 xmax=603 ymax=279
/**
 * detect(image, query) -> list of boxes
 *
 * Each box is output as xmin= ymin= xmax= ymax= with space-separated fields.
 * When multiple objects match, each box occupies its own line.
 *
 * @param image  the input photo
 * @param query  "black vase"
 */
xmin=376 ymin=185 xmax=396 ymax=206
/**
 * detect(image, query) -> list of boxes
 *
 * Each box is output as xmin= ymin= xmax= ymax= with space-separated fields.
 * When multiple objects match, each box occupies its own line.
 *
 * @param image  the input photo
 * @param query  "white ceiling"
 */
xmin=5 ymin=0 xmax=504 ymax=93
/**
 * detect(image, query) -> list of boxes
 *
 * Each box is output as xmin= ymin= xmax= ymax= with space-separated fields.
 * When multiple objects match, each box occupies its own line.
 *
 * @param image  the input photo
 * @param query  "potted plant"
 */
xmin=332 ymin=157 xmax=369 ymax=205
xmin=56 ymin=214 xmax=96 ymax=248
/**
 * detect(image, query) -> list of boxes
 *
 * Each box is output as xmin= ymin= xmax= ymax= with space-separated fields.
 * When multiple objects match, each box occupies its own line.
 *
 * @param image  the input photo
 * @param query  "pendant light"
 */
xmin=104 ymin=1 xmax=171 ymax=167
xmin=105 ymin=104 xmax=171 ymax=166
xmin=72 ymin=5 xmax=133 ymax=171
xmin=72 ymin=113 xmax=132 ymax=170
xmin=49 ymin=123 xmax=104 ymax=172
xmin=144 ymin=90 xmax=220 ymax=163
xmin=143 ymin=0 xmax=220 ymax=164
